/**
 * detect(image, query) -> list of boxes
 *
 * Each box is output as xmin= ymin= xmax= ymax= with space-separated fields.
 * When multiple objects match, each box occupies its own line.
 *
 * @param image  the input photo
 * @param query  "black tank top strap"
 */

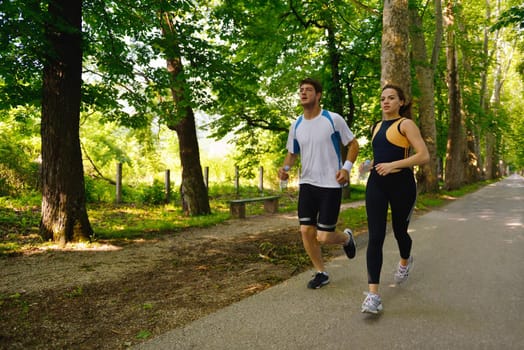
xmin=371 ymin=120 xmax=382 ymax=138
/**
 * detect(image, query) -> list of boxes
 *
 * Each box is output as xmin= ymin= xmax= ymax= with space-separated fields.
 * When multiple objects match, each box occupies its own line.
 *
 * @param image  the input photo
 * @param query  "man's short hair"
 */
xmin=300 ymin=78 xmax=323 ymax=94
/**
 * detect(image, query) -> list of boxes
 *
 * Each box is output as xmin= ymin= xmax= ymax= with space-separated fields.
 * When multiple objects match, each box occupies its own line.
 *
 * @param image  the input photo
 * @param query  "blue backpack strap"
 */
xmin=321 ymin=110 xmax=342 ymax=167
xmin=321 ymin=109 xmax=335 ymax=129
xmin=293 ymin=111 xmax=342 ymax=167
xmin=293 ymin=115 xmax=303 ymax=154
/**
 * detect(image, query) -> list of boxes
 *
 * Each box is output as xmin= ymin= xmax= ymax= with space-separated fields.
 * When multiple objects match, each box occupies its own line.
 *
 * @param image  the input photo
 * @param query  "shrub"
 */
xmin=137 ymin=180 xmax=171 ymax=205
xmin=0 ymin=142 xmax=40 ymax=196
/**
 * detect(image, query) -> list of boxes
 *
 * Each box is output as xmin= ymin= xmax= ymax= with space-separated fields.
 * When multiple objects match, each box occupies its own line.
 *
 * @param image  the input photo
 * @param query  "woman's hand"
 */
xmin=374 ymin=162 xmax=396 ymax=176
xmin=358 ymin=160 xmax=373 ymax=174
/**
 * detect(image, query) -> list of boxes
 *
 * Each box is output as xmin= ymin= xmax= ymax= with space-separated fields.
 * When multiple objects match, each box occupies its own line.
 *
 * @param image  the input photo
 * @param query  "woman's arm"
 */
xmin=374 ymin=119 xmax=429 ymax=176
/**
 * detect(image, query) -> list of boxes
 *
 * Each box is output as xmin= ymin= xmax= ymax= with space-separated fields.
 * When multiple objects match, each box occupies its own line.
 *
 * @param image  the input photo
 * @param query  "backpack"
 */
xmin=293 ymin=109 xmax=342 ymax=167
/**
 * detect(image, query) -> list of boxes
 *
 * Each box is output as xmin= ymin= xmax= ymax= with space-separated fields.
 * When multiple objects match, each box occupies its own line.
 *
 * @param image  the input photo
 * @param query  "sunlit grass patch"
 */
xmin=88 ymin=203 xmax=230 ymax=239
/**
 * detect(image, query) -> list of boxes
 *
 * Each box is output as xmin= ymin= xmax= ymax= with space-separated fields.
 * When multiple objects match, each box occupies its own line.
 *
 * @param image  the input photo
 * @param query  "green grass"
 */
xmin=416 ymin=194 xmax=446 ymax=210
xmin=87 ymin=204 xmax=230 ymax=240
xmin=338 ymin=206 xmax=368 ymax=231
xmin=0 ymin=180 xmax=495 ymax=256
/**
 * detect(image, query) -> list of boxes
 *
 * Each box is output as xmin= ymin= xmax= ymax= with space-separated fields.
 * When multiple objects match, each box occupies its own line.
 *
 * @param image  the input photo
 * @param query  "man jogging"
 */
xmin=278 ymin=77 xmax=359 ymax=289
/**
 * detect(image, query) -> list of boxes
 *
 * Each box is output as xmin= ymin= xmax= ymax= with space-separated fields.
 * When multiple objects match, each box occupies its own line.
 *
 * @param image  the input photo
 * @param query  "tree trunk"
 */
xmin=171 ymin=101 xmax=211 ymax=216
xmin=485 ymin=2 xmax=512 ymax=180
xmin=381 ymin=0 xmax=411 ymax=95
xmin=465 ymin=126 xmax=481 ymax=183
xmin=409 ymin=1 xmax=442 ymax=193
xmin=326 ymin=26 xmax=344 ymax=115
xmin=485 ymin=132 xmax=497 ymax=178
xmin=161 ymin=13 xmax=210 ymax=216
xmin=486 ymin=57 xmax=502 ymax=179
xmin=477 ymin=0 xmax=491 ymax=178
xmin=458 ymin=11 xmax=482 ymax=184
xmin=40 ymin=0 xmax=93 ymax=245
xmin=444 ymin=1 xmax=466 ymax=190
xmin=325 ymin=25 xmax=353 ymax=199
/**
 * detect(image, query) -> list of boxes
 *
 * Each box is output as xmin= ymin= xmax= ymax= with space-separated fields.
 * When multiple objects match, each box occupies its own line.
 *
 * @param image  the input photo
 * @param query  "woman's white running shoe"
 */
xmin=361 ymin=292 xmax=383 ymax=314
xmin=394 ymin=255 xmax=414 ymax=284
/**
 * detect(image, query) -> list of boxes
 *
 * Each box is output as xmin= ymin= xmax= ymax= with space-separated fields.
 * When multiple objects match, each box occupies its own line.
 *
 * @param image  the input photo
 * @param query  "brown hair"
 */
xmin=382 ymin=84 xmax=412 ymax=119
xmin=300 ymin=78 xmax=323 ymax=94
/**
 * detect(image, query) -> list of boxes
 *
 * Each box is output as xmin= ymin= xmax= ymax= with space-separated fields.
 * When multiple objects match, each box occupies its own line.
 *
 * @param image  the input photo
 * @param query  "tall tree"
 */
xmin=458 ymin=1 xmax=483 ymax=184
xmin=484 ymin=0 xmax=517 ymax=178
xmin=40 ymin=0 xmax=93 ymax=243
xmin=478 ymin=0 xmax=492 ymax=178
xmin=81 ymin=1 xmax=219 ymax=215
xmin=409 ymin=0 xmax=443 ymax=193
xmin=443 ymin=1 xmax=466 ymax=190
xmin=490 ymin=1 xmax=524 ymax=174
xmin=160 ymin=10 xmax=210 ymax=215
xmin=381 ymin=0 xmax=411 ymax=95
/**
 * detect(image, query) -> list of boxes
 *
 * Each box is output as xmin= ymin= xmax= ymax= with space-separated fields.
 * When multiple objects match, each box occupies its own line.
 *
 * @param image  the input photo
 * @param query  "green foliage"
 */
xmin=65 ymin=286 xmax=84 ymax=298
xmin=0 ymin=159 xmax=35 ymax=196
xmin=415 ymin=194 xmax=446 ymax=210
xmin=84 ymin=177 xmax=113 ymax=203
xmin=208 ymin=0 xmax=384 ymax=161
xmin=338 ymin=206 xmax=368 ymax=231
xmin=0 ymin=107 xmax=41 ymax=196
xmin=142 ymin=302 xmax=154 ymax=310
xmin=85 ymin=177 xmax=174 ymax=205
xmin=491 ymin=4 xmax=524 ymax=31
xmin=87 ymin=203 xmax=229 ymax=240
xmin=441 ymin=179 xmax=497 ymax=198
xmin=0 ymin=0 xmax=46 ymax=109
xmin=136 ymin=180 xmax=172 ymax=205
xmin=1 ymin=0 xmax=523 ymax=213
xmin=0 ymin=197 xmax=41 ymax=255
xmin=1 ymin=293 xmax=30 ymax=314
xmin=136 ymin=330 xmax=152 ymax=340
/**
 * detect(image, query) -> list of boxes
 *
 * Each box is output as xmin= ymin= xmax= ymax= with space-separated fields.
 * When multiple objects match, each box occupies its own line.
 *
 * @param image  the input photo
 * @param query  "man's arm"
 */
xmin=279 ymin=152 xmax=298 ymax=180
xmin=346 ymin=138 xmax=359 ymax=164
xmin=336 ymin=138 xmax=359 ymax=184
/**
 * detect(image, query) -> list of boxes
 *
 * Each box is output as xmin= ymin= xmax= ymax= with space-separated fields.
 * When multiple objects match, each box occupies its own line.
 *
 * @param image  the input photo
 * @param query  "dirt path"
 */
xmin=1 ymin=201 xmax=364 ymax=296
xmin=0 ymin=202 xmax=364 ymax=350
xmin=0 ymin=212 xmax=300 ymax=295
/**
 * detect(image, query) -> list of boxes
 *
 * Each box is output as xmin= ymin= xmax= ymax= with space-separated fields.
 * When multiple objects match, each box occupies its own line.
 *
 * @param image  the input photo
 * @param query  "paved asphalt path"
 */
xmin=134 ymin=175 xmax=524 ymax=350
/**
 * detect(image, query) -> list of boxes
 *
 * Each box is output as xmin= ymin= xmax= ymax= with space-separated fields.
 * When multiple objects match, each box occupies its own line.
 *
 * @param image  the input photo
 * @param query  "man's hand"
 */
xmin=278 ymin=166 xmax=290 ymax=180
xmin=336 ymin=169 xmax=349 ymax=184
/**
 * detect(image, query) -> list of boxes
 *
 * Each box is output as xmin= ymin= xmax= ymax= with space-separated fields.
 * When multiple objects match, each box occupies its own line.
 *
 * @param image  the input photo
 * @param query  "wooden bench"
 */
xmin=229 ymin=196 xmax=280 ymax=219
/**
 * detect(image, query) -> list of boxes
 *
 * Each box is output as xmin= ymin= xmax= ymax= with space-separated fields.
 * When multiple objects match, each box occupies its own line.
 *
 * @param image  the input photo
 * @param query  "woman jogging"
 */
xmin=360 ymin=84 xmax=429 ymax=314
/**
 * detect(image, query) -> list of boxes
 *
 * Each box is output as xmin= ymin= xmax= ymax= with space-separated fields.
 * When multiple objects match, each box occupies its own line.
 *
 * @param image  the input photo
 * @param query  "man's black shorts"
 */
xmin=298 ymin=183 xmax=342 ymax=232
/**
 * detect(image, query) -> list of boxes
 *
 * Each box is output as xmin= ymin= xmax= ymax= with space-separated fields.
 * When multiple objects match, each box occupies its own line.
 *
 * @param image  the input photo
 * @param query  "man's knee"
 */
xmin=300 ymin=225 xmax=316 ymax=239
xmin=316 ymin=230 xmax=332 ymax=244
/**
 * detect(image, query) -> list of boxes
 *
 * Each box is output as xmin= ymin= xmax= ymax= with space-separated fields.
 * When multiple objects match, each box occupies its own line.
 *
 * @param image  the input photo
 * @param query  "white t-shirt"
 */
xmin=286 ymin=110 xmax=355 ymax=188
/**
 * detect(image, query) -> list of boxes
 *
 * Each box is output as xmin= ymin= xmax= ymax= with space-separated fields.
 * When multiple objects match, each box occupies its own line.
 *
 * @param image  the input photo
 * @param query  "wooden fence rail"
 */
xmin=114 ymin=163 xmax=275 ymax=204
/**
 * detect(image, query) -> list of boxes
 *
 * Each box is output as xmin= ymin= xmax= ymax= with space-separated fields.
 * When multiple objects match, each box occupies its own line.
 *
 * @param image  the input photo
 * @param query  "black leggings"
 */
xmin=365 ymin=168 xmax=416 ymax=284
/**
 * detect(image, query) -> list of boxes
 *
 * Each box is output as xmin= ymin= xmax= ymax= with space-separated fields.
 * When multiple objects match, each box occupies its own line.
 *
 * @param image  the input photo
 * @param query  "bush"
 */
xmin=84 ymin=176 xmax=116 ymax=203
xmin=136 ymin=180 xmax=171 ymax=205
xmin=0 ymin=145 xmax=40 ymax=196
